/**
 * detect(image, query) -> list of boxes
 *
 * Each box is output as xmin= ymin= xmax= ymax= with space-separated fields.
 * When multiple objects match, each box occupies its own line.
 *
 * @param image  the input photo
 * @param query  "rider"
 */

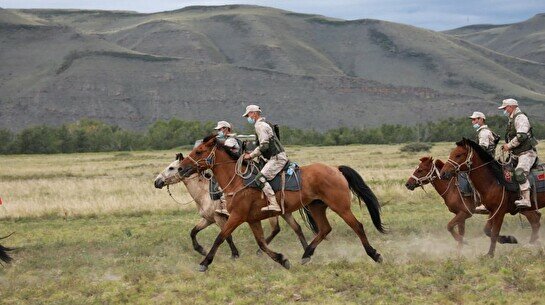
xmin=469 ymin=111 xmax=499 ymax=213
xmin=242 ymin=105 xmax=286 ymax=212
xmin=500 ymin=98 xmax=539 ymax=208
xmin=213 ymin=121 xmax=240 ymax=216
xmin=470 ymin=111 xmax=498 ymax=157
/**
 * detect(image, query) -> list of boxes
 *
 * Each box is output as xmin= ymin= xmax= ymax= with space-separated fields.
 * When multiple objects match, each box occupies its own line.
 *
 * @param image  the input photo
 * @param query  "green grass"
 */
xmin=1 ymin=144 xmax=545 ymax=304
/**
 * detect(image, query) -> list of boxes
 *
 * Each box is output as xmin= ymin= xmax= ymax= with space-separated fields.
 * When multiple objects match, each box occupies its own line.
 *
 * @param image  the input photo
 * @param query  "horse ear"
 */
xmin=176 ymin=153 xmax=184 ymax=161
xmin=419 ymin=156 xmax=430 ymax=162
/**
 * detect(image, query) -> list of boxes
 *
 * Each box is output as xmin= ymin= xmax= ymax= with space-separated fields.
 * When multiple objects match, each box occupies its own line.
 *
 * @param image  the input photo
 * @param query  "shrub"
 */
xmin=400 ymin=142 xmax=433 ymax=153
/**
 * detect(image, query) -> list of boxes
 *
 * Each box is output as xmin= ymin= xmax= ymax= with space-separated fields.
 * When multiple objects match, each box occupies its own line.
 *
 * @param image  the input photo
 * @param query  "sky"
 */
xmin=3 ymin=0 xmax=545 ymax=31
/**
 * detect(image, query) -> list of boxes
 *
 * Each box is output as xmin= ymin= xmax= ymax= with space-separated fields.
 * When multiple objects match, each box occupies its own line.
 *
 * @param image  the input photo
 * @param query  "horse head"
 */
xmin=154 ymin=153 xmax=185 ymax=189
xmin=178 ymin=135 xmax=219 ymax=178
xmin=440 ymin=138 xmax=473 ymax=180
xmin=406 ymin=156 xmax=437 ymax=190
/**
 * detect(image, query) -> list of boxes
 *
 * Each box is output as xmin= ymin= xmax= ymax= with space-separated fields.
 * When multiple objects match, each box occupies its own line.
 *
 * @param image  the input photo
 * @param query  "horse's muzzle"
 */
xmin=154 ymin=178 xmax=165 ymax=189
xmin=405 ymin=182 xmax=416 ymax=191
xmin=178 ymin=165 xmax=196 ymax=178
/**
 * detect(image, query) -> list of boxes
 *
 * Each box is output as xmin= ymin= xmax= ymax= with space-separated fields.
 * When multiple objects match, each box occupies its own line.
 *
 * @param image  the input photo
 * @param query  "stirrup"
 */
xmin=474 ymin=204 xmax=489 ymax=214
xmin=215 ymin=209 xmax=230 ymax=216
xmin=515 ymin=200 xmax=531 ymax=208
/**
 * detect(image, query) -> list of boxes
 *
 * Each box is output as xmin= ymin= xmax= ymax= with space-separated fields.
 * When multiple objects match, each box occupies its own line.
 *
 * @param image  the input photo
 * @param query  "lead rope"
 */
xmin=166 ymin=184 xmax=195 ymax=206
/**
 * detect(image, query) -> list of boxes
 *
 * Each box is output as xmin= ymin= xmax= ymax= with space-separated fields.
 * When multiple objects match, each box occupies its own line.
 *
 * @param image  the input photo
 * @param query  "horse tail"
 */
xmin=300 ymin=205 xmax=319 ymax=234
xmin=0 ymin=233 xmax=14 ymax=265
xmin=338 ymin=166 xmax=386 ymax=233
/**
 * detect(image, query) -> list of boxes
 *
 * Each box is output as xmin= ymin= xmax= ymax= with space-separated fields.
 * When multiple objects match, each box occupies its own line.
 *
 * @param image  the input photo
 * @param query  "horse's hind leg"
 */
xmin=248 ymin=221 xmax=291 ymax=269
xmin=521 ymin=210 xmax=541 ymax=244
xmin=330 ymin=204 xmax=382 ymax=263
xmin=215 ymin=215 xmax=240 ymax=259
xmin=301 ymin=203 xmax=331 ymax=264
xmin=281 ymin=213 xmax=308 ymax=250
xmin=190 ymin=218 xmax=213 ymax=256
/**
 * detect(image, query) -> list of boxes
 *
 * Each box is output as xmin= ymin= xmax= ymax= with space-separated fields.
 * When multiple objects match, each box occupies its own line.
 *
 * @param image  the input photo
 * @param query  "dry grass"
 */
xmin=0 ymin=144 xmax=445 ymax=219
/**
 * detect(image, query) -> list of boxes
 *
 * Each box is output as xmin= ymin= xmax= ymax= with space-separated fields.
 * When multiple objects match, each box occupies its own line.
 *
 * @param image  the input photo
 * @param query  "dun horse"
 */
xmin=178 ymin=135 xmax=385 ymax=271
xmin=440 ymin=138 xmax=542 ymax=257
xmin=154 ymin=153 xmax=316 ymax=258
xmin=406 ymin=157 xmax=517 ymax=249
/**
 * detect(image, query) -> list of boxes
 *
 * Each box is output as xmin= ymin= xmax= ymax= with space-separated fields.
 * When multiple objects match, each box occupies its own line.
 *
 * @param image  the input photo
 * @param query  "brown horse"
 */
xmin=178 ymin=135 xmax=385 ymax=271
xmin=406 ymin=157 xmax=517 ymax=249
xmin=0 ymin=233 xmax=13 ymax=265
xmin=440 ymin=138 xmax=542 ymax=257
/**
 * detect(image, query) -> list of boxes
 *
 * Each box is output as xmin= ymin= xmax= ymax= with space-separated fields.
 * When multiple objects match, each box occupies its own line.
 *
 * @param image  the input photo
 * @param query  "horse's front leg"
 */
xmin=214 ymin=214 xmax=240 ymax=259
xmin=248 ymin=221 xmax=291 ymax=269
xmin=199 ymin=214 xmax=244 ymax=272
xmin=487 ymin=212 xmax=506 ymax=257
xmin=446 ymin=212 xmax=470 ymax=247
xmin=190 ymin=218 xmax=213 ymax=256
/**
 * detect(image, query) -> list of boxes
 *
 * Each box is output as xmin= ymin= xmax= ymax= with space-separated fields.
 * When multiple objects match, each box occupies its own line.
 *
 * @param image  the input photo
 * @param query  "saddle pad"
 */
xmin=503 ymin=163 xmax=545 ymax=193
xmin=244 ymin=168 xmax=302 ymax=191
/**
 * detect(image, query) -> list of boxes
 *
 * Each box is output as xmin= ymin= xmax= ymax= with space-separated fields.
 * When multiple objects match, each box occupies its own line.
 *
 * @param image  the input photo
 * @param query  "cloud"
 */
xmin=2 ymin=0 xmax=544 ymax=30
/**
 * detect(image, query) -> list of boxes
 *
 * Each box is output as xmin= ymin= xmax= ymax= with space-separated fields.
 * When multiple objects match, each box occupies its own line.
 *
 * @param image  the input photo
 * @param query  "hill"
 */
xmin=446 ymin=14 xmax=545 ymax=64
xmin=1 ymin=5 xmax=545 ymax=131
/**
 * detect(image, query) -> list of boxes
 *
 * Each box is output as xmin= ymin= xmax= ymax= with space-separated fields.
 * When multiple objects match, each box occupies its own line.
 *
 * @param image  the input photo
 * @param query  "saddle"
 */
xmin=244 ymin=161 xmax=302 ymax=192
xmin=502 ymin=162 xmax=545 ymax=193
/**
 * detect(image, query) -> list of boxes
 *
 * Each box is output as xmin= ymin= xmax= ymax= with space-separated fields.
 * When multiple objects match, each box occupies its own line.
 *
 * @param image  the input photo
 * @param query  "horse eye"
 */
xmin=195 ymin=151 xmax=202 ymax=156
xmin=455 ymin=154 xmax=462 ymax=158
xmin=416 ymin=169 xmax=422 ymax=173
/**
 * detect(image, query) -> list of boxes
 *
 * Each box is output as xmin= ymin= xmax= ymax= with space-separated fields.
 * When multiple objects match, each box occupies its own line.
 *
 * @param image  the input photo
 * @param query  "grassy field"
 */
xmin=1 ymin=143 xmax=544 ymax=304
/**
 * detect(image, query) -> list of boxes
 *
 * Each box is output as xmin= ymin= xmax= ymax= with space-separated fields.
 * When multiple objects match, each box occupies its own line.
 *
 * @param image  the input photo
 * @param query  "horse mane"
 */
xmin=457 ymin=138 xmax=508 ymax=186
xmin=202 ymin=134 xmax=241 ymax=160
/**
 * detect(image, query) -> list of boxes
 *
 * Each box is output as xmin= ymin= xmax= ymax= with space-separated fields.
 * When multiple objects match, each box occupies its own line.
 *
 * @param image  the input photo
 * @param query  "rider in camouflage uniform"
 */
xmin=242 ymin=105 xmax=286 ymax=212
xmin=500 ymin=98 xmax=539 ymax=208
xmin=214 ymin=121 xmax=240 ymax=216
xmin=470 ymin=111 xmax=499 ymax=213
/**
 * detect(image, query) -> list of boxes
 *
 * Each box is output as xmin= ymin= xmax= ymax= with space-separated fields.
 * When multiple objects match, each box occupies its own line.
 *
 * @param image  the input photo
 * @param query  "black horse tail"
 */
xmin=0 ymin=233 xmax=14 ymax=265
xmin=338 ymin=166 xmax=386 ymax=233
xmin=300 ymin=204 xmax=319 ymax=235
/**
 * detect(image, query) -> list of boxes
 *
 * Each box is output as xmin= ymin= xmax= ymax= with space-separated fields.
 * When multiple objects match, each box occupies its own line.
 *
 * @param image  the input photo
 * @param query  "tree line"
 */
xmin=1 ymin=116 xmax=544 ymax=154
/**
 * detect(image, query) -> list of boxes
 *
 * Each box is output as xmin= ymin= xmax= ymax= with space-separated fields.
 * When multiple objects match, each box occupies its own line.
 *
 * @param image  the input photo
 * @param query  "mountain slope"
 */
xmin=1 ymin=5 xmax=545 ymax=131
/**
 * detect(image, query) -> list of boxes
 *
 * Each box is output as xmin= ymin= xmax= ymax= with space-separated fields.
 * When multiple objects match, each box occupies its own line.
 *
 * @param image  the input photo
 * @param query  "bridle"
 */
xmin=410 ymin=160 xmax=441 ymax=187
xmin=446 ymin=145 xmax=491 ymax=174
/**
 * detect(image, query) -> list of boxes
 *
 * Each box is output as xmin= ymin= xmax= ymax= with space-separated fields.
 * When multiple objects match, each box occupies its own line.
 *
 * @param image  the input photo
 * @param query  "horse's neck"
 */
xmin=183 ymin=176 xmax=209 ymax=208
xmin=211 ymin=152 xmax=244 ymax=192
xmin=431 ymin=177 xmax=452 ymax=197
xmin=467 ymin=157 xmax=501 ymax=196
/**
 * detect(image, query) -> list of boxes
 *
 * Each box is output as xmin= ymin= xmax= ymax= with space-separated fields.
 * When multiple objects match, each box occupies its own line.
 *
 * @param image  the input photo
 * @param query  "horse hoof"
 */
xmin=198 ymin=264 xmax=208 ymax=272
xmin=282 ymin=259 xmax=291 ymax=270
xmin=508 ymin=236 xmax=518 ymax=244
xmin=374 ymin=253 xmax=383 ymax=263
xmin=256 ymin=249 xmax=263 ymax=256
xmin=231 ymin=254 xmax=240 ymax=260
xmin=301 ymin=257 xmax=311 ymax=265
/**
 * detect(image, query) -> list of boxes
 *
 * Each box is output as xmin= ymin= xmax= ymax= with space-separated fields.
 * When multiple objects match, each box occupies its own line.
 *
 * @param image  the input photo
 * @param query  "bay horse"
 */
xmin=178 ymin=135 xmax=385 ymax=271
xmin=440 ymin=138 xmax=542 ymax=257
xmin=0 ymin=233 xmax=13 ymax=265
xmin=154 ymin=153 xmax=316 ymax=258
xmin=405 ymin=157 xmax=517 ymax=249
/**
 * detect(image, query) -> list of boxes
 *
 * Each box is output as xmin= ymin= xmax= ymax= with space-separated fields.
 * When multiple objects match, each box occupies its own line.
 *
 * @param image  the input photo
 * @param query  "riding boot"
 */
xmin=215 ymin=195 xmax=230 ymax=216
xmin=474 ymin=204 xmax=489 ymax=214
xmin=260 ymin=182 xmax=281 ymax=212
xmin=515 ymin=189 xmax=531 ymax=208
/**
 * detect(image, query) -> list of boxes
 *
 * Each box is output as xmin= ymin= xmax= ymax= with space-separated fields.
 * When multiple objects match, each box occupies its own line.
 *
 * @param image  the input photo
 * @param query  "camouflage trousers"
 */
xmin=260 ymin=152 xmax=288 ymax=180
xmin=514 ymin=150 xmax=537 ymax=191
